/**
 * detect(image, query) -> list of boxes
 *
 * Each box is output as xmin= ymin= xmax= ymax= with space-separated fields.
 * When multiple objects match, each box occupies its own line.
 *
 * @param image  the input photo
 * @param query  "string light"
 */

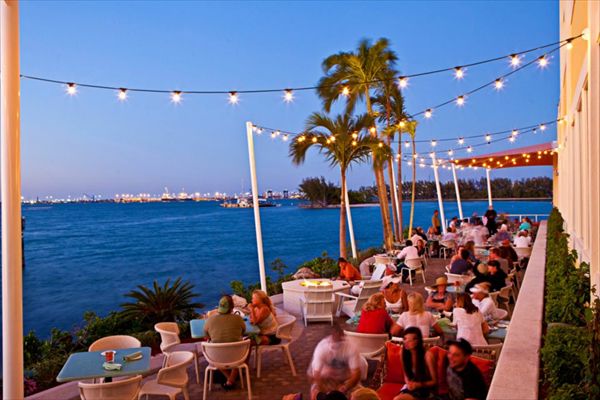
xmin=341 ymin=86 xmax=350 ymax=96
xmin=330 ymin=136 xmax=336 ymax=142
xmin=539 ymin=124 xmax=546 ymax=131
xmin=283 ymin=89 xmax=294 ymax=103
xmin=485 ymin=134 xmax=492 ymax=142
xmin=537 ymin=55 xmax=548 ymax=68
xmin=352 ymin=140 xmax=357 ymax=146
xmin=398 ymin=77 xmax=408 ymax=88
xmin=431 ymin=140 xmax=437 ymax=147
xmin=511 ymin=129 xmax=519 ymax=137
xmin=494 ymin=79 xmax=504 ymax=90
xmin=228 ymin=91 xmax=239 ymax=104
xmin=171 ymin=91 xmax=182 ymax=103
xmin=424 ymin=109 xmax=433 ymax=119
xmin=298 ymin=135 xmax=306 ymax=142
xmin=509 ymin=136 xmax=516 ymax=143
xmin=369 ymin=126 xmax=377 ymax=134
xmin=467 ymin=146 xmax=473 ymax=153
xmin=566 ymin=39 xmax=574 ymax=50
xmin=510 ymin=54 xmax=521 ymax=67
xmin=458 ymin=137 xmax=465 ymax=145
xmin=404 ymin=141 xmax=410 ymax=148
xmin=399 ymin=120 xmax=407 ymax=129
xmin=429 ymin=151 xmax=435 ymax=158
xmin=352 ymin=132 xmax=358 ymax=139
xmin=66 ymin=83 xmax=77 ymax=95
xmin=378 ymin=142 xmax=384 ymax=148
xmin=311 ymin=136 xmax=318 ymax=143
xmin=456 ymin=95 xmax=465 ymax=106
xmin=454 ymin=67 xmax=465 ymax=80
xmin=282 ymin=134 xmax=289 ymax=141
xmin=448 ymin=150 xmax=454 ymax=156
xmin=117 ymin=88 xmax=128 ymax=101
xmin=271 ymin=132 xmax=277 ymax=139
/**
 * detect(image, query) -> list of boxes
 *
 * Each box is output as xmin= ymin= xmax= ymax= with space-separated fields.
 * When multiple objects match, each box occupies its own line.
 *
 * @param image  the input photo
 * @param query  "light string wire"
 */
xmin=17 ymin=35 xmax=581 ymax=96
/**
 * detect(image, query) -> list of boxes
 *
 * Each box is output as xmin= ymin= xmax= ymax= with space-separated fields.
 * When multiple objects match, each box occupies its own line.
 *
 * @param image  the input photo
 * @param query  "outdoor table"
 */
xmin=190 ymin=317 xmax=260 ymax=339
xmin=437 ymin=317 xmax=507 ymax=343
xmin=56 ymin=346 xmax=151 ymax=383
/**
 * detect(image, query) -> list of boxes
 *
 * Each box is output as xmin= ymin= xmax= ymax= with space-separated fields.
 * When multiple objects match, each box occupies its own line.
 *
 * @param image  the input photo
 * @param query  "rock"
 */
xmin=293 ymin=267 xmax=320 ymax=279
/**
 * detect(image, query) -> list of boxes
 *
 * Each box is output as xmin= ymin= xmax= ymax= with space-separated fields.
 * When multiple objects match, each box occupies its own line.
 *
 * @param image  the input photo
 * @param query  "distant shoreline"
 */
xmin=300 ymin=197 xmax=552 ymax=209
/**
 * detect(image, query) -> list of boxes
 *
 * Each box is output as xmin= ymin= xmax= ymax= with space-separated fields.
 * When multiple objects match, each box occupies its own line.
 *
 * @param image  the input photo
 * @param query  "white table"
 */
xmin=281 ymin=279 xmax=350 ymax=315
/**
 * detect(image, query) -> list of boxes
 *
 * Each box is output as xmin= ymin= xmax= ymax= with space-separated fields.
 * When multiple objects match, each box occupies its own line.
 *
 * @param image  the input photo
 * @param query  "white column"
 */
xmin=1 ymin=1 xmax=24 ymax=399
xmin=431 ymin=155 xmax=447 ymax=234
xmin=390 ymin=157 xmax=402 ymax=237
xmin=246 ymin=122 xmax=267 ymax=293
xmin=486 ymin=168 xmax=493 ymax=207
xmin=344 ymin=185 xmax=357 ymax=259
xmin=451 ymin=164 xmax=464 ymax=220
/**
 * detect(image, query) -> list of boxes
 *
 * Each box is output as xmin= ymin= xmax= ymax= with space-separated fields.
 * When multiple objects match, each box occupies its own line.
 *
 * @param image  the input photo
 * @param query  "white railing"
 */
xmin=503 ymin=213 xmax=549 ymax=222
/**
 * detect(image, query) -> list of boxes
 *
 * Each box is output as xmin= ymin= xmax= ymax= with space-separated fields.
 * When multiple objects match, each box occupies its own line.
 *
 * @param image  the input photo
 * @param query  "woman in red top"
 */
xmin=357 ymin=293 xmax=394 ymax=334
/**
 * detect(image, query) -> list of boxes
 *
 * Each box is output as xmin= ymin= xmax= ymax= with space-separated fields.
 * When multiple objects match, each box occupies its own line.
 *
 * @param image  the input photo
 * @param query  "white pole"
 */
xmin=486 ymin=168 xmax=493 ymax=207
xmin=1 ymin=1 xmax=24 ymax=398
xmin=432 ymin=155 xmax=447 ymax=234
xmin=390 ymin=157 xmax=402 ymax=238
xmin=451 ymin=164 xmax=464 ymax=220
xmin=344 ymin=184 xmax=358 ymax=259
xmin=246 ymin=122 xmax=267 ymax=293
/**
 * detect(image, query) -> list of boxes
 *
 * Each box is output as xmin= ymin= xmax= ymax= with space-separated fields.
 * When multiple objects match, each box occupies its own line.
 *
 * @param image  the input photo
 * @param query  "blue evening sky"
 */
xmin=19 ymin=1 xmax=559 ymax=198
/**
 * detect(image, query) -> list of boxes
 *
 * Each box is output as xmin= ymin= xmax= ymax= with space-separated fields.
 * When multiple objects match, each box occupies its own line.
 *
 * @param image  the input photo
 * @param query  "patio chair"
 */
xmin=497 ymin=283 xmax=515 ymax=317
xmin=513 ymin=246 xmax=532 ymax=260
xmin=444 ymin=272 xmax=473 ymax=286
xmin=344 ymin=330 xmax=388 ymax=361
xmin=79 ymin=375 xmax=141 ymax=400
xmin=299 ymin=285 xmax=334 ymax=326
xmin=374 ymin=255 xmax=396 ymax=275
xmin=370 ymin=264 xmax=387 ymax=281
xmin=201 ymin=340 xmax=252 ymax=400
xmin=154 ymin=322 xmax=201 ymax=384
xmin=335 ymin=280 xmax=382 ymax=318
xmin=88 ymin=335 xmax=141 ymax=352
xmin=472 ymin=343 xmax=503 ymax=362
xmin=439 ymin=240 xmax=456 ymax=259
xmin=138 ymin=351 xmax=193 ymax=400
xmin=359 ymin=256 xmax=376 ymax=279
xmin=254 ymin=314 xmax=297 ymax=378
xmin=400 ymin=258 xmax=425 ymax=286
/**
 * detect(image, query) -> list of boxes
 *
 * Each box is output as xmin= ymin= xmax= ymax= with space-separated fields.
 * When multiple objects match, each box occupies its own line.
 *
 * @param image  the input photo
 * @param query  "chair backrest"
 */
xmin=157 ymin=351 xmax=194 ymax=388
xmin=79 ymin=375 xmax=141 ymax=400
xmin=404 ymin=258 xmax=423 ymax=269
xmin=275 ymin=314 xmax=296 ymax=341
xmin=514 ymin=246 xmax=532 ymax=259
xmin=371 ymin=264 xmax=387 ymax=281
xmin=374 ymin=255 xmax=393 ymax=265
xmin=344 ymin=330 xmax=387 ymax=357
xmin=423 ymin=336 xmax=442 ymax=350
xmin=201 ymin=340 xmax=251 ymax=369
xmin=497 ymin=258 xmax=510 ymax=272
xmin=351 ymin=281 xmax=383 ymax=313
xmin=444 ymin=272 xmax=471 ymax=285
xmin=472 ymin=343 xmax=503 ymax=362
xmin=489 ymin=292 xmax=500 ymax=306
xmin=88 ymin=335 xmax=142 ymax=352
xmin=440 ymin=240 xmax=456 ymax=249
xmin=359 ymin=256 xmax=375 ymax=278
xmin=302 ymin=286 xmax=334 ymax=319
xmin=498 ymin=284 xmax=512 ymax=301
xmin=155 ymin=322 xmax=181 ymax=352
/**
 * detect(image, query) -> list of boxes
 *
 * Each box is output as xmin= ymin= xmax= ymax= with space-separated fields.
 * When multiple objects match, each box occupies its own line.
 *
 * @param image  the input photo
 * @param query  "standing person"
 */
xmin=392 ymin=327 xmax=437 ymax=400
xmin=446 ymin=339 xmax=489 ymax=400
xmin=249 ymin=290 xmax=280 ymax=345
xmin=357 ymin=293 xmax=394 ymax=334
xmin=309 ymin=324 xmax=365 ymax=399
xmin=452 ymin=293 xmax=489 ymax=346
xmin=391 ymin=292 xmax=444 ymax=338
xmin=338 ymin=258 xmax=362 ymax=281
xmin=432 ymin=210 xmax=441 ymax=235
xmin=484 ymin=205 xmax=497 ymax=235
xmin=204 ymin=295 xmax=246 ymax=390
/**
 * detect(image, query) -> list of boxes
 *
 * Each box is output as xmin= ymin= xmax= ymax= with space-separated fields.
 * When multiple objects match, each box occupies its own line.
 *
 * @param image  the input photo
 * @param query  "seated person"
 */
xmin=486 ymin=260 xmax=507 ymax=292
xmin=415 ymin=239 xmax=427 ymax=258
xmin=249 ymin=290 xmax=280 ymax=345
xmin=448 ymin=216 xmax=460 ymax=231
xmin=462 ymin=241 xmax=480 ymax=265
xmin=392 ymin=327 xmax=437 ymax=400
xmin=488 ymin=247 xmax=510 ymax=271
xmin=465 ymin=263 xmax=491 ymax=292
xmin=309 ymin=324 xmax=364 ymax=400
xmin=204 ymin=295 xmax=246 ymax=389
xmin=449 ymin=249 xmax=473 ymax=275
xmin=494 ymin=225 xmax=512 ymax=243
xmin=382 ymin=276 xmax=408 ymax=314
xmin=397 ymin=240 xmax=420 ymax=282
xmin=416 ymin=227 xmax=428 ymax=242
xmin=470 ymin=283 xmax=508 ymax=321
xmin=446 ymin=339 xmax=489 ymax=400
xmin=519 ymin=218 xmax=532 ymax=232
xmin=425 ymin=277 xmax=454 ymax=312
xmin=453 ymin=293 xmax=489 ymax=346
xmin=410 ymin=229 xmax=422 ymax=246
xmin=442 ymin=227 xmax=458 ymax=242
xmin=498 ymin=240 xmax=518 ymax=265
xmin=472 ymin=221 xmax=489 ymax=246
xmin=357 ymin=293 xmax=394 ymax=334
xmin=513 ymin=230 xmax=532 ymax=247
xmin=338 ymin=257 xmax=362 ymax=281
xmin=391 ymin=292 xmax=444 ymax=339
xmin=426 ymin=225 xmax=438 ymax=239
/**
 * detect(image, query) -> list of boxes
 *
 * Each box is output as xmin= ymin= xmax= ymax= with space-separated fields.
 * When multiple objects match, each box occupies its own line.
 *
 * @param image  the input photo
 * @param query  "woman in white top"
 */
xmin=513 ymin=230 xmax=532 ymax=247
xmin=453 ymin=293 xmax=489 ymax=346
xmin=391 ymin=292 xmax=443 ymax=338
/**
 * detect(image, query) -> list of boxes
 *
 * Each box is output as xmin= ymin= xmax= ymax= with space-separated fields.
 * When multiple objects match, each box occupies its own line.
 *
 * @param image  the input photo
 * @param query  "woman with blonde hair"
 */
xmin=357 ymin=293 xmax=394 ymax=334
xmin=249 ymin=289 xmax=280 ymax=345
xmin=391 ymin=292 xmax=443 ymax=338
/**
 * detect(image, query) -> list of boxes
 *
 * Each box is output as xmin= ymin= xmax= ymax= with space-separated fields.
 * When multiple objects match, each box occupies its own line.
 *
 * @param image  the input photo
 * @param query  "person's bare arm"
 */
xmin=432 ymin=322 xmax=444 ymax=338
xmin=339 ymin=368 xmax=361 ymax=393
xmin=249 ymin=304 xmax=270 ymax=325
xmin=482 ymin=320 xmax=490 ymax=335
xmin=444 ymin=296 xmax=454 ymax=312
xmin=391 ymin=323 xmax=403 ymax=337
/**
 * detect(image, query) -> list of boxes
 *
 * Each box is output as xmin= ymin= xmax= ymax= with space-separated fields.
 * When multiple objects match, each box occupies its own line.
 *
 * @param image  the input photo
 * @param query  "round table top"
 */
xmin=281 ymin=278 xmax=349 ymax=291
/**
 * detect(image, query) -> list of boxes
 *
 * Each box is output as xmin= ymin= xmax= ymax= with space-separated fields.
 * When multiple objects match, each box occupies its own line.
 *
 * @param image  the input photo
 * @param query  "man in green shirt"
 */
xmin=204 ymin=295 xmax=246 ymax=390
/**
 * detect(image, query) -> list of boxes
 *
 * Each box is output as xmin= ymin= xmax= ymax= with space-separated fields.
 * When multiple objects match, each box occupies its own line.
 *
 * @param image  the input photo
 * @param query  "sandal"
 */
xmin=222 ymin=382 xmax=235 ymax=391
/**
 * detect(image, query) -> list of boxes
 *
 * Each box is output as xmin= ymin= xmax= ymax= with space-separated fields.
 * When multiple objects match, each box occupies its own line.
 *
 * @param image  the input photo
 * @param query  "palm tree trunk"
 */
xmin=339 ymin=170 xmax=348 ymax=259
xmin=366 ymin=92 xmax=394 ymax=251
xmin=397 ymin=136 xmax=404 ymax=240
xmin=384 ymin=99 xmax=400 ymax=241
xmin=408 ymin=135 xmax=417 ymax=236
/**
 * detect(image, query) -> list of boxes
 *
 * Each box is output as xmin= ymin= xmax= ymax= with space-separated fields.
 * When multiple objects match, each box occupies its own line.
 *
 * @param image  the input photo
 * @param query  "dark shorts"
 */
xmin=266 ymin=334 xmax=281 ymax=345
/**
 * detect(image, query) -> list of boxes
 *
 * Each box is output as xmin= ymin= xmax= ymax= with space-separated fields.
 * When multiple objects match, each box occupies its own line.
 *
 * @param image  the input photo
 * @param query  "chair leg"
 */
xmin=421 ymin=269 xmax=426 ymax=284
xmin=281 ymin=347 xmax=289 ymax=365
xmin=240 ymin=367 xmax=245 ymax=389
xmin=244 ymin=365 xmax=252 ymax=400
xmin=284 ymin=346 xmax=297 ymax=376
xmin=182 ymin=387 xmax=190 ymax=400
xmin=257 ymin=347 xmax=262 ymax=378
xmin=203 ymin=368 xmax=210 ymax=400
xmin=408 ymin=270 xmax=413 ymax=286
xmin=194 ymin=353 xmax=200 ymax=384
xmin=208 ymin=369 xmax=213 ymax=391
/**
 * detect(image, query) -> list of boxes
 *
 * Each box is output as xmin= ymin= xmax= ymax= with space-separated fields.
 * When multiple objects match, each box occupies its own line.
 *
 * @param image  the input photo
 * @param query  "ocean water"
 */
xmin=21 ymin=199 xmax=551 ymax=337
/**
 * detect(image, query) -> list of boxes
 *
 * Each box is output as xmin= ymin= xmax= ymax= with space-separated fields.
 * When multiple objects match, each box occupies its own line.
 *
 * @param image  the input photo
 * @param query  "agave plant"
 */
xmin=120 ymin=277 xmax=203 ymax=326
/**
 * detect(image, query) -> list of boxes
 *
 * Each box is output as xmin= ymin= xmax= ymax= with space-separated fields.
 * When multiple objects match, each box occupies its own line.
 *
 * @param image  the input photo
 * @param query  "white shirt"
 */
xmin=398 ymin=245 xmax=419 ymax=261
xmin=453 ymin=308 xmax=487 ymax=346
xmin=411 ymin=234 xmax=423 ymax=245
xmin=514 ymin=236 xmax=531 ymax=247
xmin=472 ymin=297 xmax=505 ymax=320
xmin=442 ymin=232 xmax=458 ymax=242
xmin=472 ymin=226 xmax=489 ymax=246
xmin=309 ymin=335 xmax=366 ymax=381
xmin=395 ymin=311 xmax=436 ymax=338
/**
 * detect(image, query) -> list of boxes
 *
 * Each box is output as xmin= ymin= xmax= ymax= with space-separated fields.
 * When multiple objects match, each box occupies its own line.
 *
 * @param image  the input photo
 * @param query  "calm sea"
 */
xmin=21 ymin=199 xmax=551 ymax=337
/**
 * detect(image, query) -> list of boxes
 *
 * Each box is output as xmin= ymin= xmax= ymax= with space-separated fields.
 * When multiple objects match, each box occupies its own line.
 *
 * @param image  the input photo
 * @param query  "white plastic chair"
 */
xmin=400 ymin=258 xmax=426 ymax=286
xmin=335 ymin=280 xmax=382 ymax=318
xmin=138 ymin=351 xmax=193 ymax=400
xmin=201 ymin=340 xmax=252 ymax=400
xmin=88 ymin=335 xmax=142 ymax=352
xmin=299 ymin=285 xmax=334 ymax=326
xmin=472 ymin=343 xmax=503 ymax=362
xmin=444 ymin=272 xmax=473 ymax=286
xmin=370 ymin=264 xmax=387 ymax=281
xmin=154 ymin=322 xmax=201 ymax=384
xmin=513 ymin=246 xmax=532 ymax=260
xmin=79 ymin=375 xmax=141 ymax=400
xmin=254 ymin=314 xmax=297 ymax=378
xmin=439 ymin=240 xmax=456 ymax=259
xmin=343 ymin=330 xmax=388 ymax=360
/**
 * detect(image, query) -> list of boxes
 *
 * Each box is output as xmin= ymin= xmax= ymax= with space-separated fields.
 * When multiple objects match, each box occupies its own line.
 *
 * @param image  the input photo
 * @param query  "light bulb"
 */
xmin=538 ymin=55 xmax=548 ymax=68
xmin=171 ymin=91 xmax=182 ymax=103
xmin=566 ymin=40 xmax=573 ymax=50
xmin=341 ymin=86 xmax=350 ymax=96
xmin=429 ymin=151 xmax=435 ymax=158
xmin=399 ymin=120 xmax=406 ymax=129
xmin=511 ymin=129 xmax=519 ymax=137
xmin=66 ymin=83 xmax=77 ymax=95
xmin=282 ymin=134 xmax=289 ymax=141
xmin=494 ymin=79 xmax=504 ymax=90
xmin=352 ymin=132 xmax=358 ymax=139
xmin=510 ymin=54 xmax=521 ymax=67
xmin=509 ymin=136 xmax=516 ymax=143
xmin=454 ymin=67 xmax=464 ymax=79
xmin=456 ymin=95 xmax=465 ymax=106
xmin=311 ymin=137 xmax=318 ymax=143
xmin=398 ymin=77 xmax=408 ymax=88
xmin=378 ymin=142 xmax=384 ymax=148
xmin=330 ymin=136 xmax=336 ymax=142
xmin=540 ymin=124 xmax=546 ymax=131
xmin=424 ymin=109 xmax=433 ymax=119
xmin=448 ymin=150 xmax=454 ymax=156
xmin=369 ymin=126 xmax=377 ymax=134
xmin=407 ymin=161 xmax=412 ymax=166
xmin=458 ymin=137 xmax=465 ymax=145
xmin=283 ymin=89 xmax=294 ymax=103
xmin=431 ymin=140 xmax=437 ymax=147
xmin=467 ymin=146 xmax=473 ymax=153
xmin=271 ymin=132 xmax=277 ymax=139
xmin=404 ymin=141 xmax=410 ymax=148
xmin=228 ymin=91 xmax=239 ymax=104
xmin=117 ymin=88 xmax=128 ymax=101
xmin=352 ymin=140 xmax=357 ymax=146
xmin=298 ymin=135 xmax=306 ymax=142
xmin=485 ymin=134 xmax=491 ymax=142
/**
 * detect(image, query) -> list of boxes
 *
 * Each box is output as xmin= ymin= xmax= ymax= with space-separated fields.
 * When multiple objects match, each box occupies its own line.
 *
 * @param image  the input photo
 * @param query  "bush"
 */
xmin=542 ymin=324 xmax=590 ymax=392
xmin=299 ymin=252 xmax=339 ymax=278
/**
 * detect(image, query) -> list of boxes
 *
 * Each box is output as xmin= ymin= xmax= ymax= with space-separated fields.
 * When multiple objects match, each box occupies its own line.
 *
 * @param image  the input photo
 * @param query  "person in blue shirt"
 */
xmin=450 ymin=249 xmax=473 ymax=275
xmin=518 ymin=218 xmax=532 ymax=231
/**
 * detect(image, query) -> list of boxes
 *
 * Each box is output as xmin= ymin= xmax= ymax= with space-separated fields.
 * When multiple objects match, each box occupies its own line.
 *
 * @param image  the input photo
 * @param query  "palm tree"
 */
xmin=289 ymin=112 xmax=391 ymax=258
xmin=401 ymin=120 xmax=419 ymax=236
xmin=316 ymin=38 xmax=397 ymax=250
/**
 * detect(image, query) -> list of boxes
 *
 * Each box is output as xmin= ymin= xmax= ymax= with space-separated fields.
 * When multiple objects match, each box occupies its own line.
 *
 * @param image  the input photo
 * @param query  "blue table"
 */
xmin=56 ymin=347 xmax=151 ymax=383
xmin=437 ymin=318 xmax=507 ymax=342
xmin=190 ymin=317 xmax=260 ymax=339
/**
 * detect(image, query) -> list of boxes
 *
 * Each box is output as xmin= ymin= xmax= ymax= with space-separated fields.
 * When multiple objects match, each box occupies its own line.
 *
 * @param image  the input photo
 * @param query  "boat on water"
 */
xmin=220 ymin=197 xmax=280 ymax=208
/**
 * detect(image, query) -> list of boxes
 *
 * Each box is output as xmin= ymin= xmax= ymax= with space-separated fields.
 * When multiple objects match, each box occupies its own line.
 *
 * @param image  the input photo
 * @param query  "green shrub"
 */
xmin=542 ymin=325 xmax=590 ymax=392
xmin=548 ymin=383 xmax=588 ymax=400
xmin=299 ymin=252 xmax=339 ymax=278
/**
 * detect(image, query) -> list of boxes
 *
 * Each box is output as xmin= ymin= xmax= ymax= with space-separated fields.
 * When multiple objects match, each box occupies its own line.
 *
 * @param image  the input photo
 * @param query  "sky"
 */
xmin=17 ymin=1 xmax=560 ymax=199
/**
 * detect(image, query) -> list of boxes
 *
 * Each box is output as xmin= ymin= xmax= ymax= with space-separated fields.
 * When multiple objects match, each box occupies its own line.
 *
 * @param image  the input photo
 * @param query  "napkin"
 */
xmin=102 ymin=362 xmax=122 ymax=371
xmin=123 ymin=351 xmax=143 ymax=362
